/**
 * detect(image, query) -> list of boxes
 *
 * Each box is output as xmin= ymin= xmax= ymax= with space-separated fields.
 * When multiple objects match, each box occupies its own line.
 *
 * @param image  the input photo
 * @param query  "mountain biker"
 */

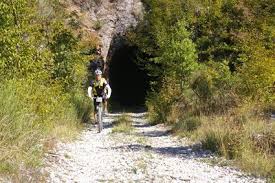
xmin=88 ymin=69 xmax=111 ymax=121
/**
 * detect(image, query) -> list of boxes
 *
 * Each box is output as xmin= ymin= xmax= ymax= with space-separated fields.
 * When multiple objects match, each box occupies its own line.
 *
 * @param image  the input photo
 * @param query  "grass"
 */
xmin=136 ymin=136 xmax=148 ymax=145
xmin=112 ymin=114 xmax=134 ymax=134
xmin=0 ymin=80 xmax=92 ymax=178
xmin=148 ymin=92 xmax=275 ymax=178
xmin=135 ymin=158 xmax=147 ymax=174
xmin=133 ymin=152 xmax=152 ymax=174
xmin=172 ymin=116 xmax=201 ymax=137
xmin=175 ymin=113 xmax=275 ymax=178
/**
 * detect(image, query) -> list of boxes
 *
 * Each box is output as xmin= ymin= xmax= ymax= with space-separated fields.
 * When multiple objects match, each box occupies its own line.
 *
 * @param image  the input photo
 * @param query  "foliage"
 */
xmin=196 ymin=114 xmax=275 ymax=177
xmin=129 ymin=0 xmax=275 ymax=177
xmin=172 ymin=116 xmax=201 ymax=134
xmin=93 ymin=20 xmax=102 ymax=31
xmin=0 ymin=0 xmax=95 ymax=176
xmin=154 ymin=20 xmax=199 ymax=82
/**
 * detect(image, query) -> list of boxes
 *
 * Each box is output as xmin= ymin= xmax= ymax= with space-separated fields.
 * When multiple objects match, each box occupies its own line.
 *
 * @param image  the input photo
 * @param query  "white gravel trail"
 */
xmin=44 ymin=113 xmax=265 ymax=183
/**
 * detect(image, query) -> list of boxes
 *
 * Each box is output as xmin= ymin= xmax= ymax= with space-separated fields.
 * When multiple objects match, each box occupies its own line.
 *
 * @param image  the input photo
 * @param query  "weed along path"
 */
xmin=44 ymin=113 xmax=265 ymax=183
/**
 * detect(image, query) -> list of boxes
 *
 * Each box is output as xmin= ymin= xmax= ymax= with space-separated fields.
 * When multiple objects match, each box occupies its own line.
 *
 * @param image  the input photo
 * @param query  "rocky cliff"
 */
xmin=67 ymin=0 xmax=144 ymax=61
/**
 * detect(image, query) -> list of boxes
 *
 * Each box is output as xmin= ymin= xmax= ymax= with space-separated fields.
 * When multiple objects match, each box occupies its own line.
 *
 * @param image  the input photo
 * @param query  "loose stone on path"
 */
xmin=44 ymin=113 xmax=265 ymax=183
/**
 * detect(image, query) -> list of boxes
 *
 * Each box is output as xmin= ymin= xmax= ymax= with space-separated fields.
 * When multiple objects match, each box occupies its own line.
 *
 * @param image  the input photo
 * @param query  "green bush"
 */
xmin=146 ymin=92 xmax=171 ymax=125
xmin=129 ymin=0 xmax=275 ymax=178
xmin=191 ymin=71 xmax=213 ymax=101
xmin=0 ymin=0 xmax=97 ymax=176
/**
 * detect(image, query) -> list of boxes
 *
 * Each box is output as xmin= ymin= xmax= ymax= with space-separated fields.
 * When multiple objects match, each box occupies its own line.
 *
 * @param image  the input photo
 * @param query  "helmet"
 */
xmin=95 ymin=69 xmax=102 ymax=75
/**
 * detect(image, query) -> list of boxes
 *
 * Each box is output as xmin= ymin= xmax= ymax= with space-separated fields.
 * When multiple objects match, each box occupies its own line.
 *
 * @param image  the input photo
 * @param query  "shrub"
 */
xmin=146 ymin=92 xmax=171 ymax=125
xmin=191 ymin=71 xmax=213 ymax=102
xmin=201 ymin=131 xmax=220 ymax=153
xmin=93 ymin=20 xmax=102 ymax=30
xmin=173 ymin=116 xmax=201 ymax=134
xmin=0 ymin=0 xmax=94 ymax=177
xmin=131 ymin=0 xmax=275 ymax=178
xmin=190 ymin=62 xmax=240 ymax=115
xmin=146 ymin=75 xmax=187 ymax=124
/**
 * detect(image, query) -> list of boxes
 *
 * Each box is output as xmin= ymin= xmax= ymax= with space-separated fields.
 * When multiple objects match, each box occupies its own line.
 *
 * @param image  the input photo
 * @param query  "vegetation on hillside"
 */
xmin=0 ymin=0 xmax=98 ymax=177
xmin=127 ymin=0 xmax=275 ymax=178
xmin=0 ymin=0 xmax=274 ymax=180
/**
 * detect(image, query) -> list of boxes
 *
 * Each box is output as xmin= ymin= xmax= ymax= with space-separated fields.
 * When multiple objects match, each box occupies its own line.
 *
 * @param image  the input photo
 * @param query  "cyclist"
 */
xmin=88 ymin=69 xmax=112 ymax=121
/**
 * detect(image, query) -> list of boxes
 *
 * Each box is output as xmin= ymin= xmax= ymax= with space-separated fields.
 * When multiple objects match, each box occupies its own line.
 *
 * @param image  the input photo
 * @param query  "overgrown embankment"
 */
xmin=0 ymin=0 xmax=97 ymax=178
xmin=127 ymin=0 xmax=275 ymax=179
xmin=0 ymin=0 xmax=145 ymax=178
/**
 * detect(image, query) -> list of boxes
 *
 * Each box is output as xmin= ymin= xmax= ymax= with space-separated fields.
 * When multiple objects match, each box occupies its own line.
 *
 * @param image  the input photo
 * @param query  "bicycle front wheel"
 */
xmin=97 ymin=106 xmax=103 ymax=133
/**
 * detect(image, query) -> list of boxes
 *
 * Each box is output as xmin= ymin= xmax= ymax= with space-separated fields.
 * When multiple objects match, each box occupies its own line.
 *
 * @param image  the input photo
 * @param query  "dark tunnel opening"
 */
xmin=108 ymin=42 xmax=150 ymax=112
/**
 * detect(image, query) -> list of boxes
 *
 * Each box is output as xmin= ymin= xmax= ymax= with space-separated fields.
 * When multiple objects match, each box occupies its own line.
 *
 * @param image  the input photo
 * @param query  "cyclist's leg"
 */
xmin=98 ymin=104 xmax=103 ymax=132
xmin=103 ymin=99 xmax=108 ymax=114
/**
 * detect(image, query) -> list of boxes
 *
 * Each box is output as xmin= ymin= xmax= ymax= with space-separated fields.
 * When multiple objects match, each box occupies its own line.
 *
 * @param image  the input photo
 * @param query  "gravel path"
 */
xmin=44 ymin=113 xmax=265 ymax=183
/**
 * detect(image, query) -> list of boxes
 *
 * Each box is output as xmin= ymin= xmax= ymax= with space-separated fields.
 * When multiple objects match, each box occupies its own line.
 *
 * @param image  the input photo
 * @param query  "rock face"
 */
xmin=71 ymin=0 xmax=144 ymax=61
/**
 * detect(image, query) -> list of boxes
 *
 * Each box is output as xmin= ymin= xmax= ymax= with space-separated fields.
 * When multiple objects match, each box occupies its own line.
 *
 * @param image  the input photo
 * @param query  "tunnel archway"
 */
xmin=108 ymin=39 xmax=149 ymax=112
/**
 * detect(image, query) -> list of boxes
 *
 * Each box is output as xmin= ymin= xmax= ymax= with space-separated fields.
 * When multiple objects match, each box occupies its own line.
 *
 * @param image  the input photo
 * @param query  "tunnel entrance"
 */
xmin=108 ymin=40 xmax=149 ymax=112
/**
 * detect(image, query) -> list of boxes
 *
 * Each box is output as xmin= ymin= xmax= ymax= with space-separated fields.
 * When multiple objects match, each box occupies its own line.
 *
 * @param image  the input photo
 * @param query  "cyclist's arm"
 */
xmin=105 ymin=84 xmax=112 ymax=99
xmin=103 ymin=79 xmax=112 ymax=99
xmin=88 ymin=86 xmax=93 ymax=99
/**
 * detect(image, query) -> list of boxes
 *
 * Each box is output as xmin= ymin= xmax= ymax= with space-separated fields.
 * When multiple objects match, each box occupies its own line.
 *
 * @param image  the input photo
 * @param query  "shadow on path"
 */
xmin=136 ymin=130 xmax=171 ymax=137
xmin=132 ymin=123 xmax=152 ymax=128
xmin=108 ymin=144 xmax=211 ymax=159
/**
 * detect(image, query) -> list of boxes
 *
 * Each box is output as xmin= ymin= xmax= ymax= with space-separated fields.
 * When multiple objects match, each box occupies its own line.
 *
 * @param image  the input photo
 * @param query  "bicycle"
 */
xmin=94 ymin=96 xmax=104 ymax=133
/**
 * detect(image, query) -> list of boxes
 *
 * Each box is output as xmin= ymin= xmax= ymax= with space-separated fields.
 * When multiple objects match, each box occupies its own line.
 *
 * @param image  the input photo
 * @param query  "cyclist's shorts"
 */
xmin=93 ymin=98 xmax=106 ymax=112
